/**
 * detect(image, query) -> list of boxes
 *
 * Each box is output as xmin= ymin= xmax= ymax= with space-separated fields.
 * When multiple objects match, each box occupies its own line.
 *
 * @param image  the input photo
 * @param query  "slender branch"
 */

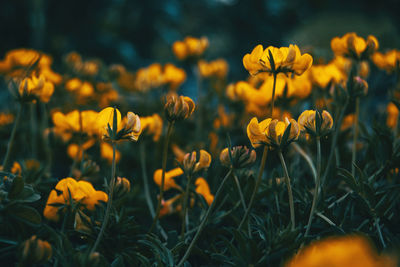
xmin=351 ymin=97 xmax=360 ymax=177
xmin=232 ymin=171 xmax=247 ymax=211
xmin=177 ymin=169 xmax=232 ymax=267
xmin=237 ymin=145 xmax=268 ymax=231
xmin=90 ymin=142 xmax=116 ymax=254
xmin=140 ymin=141 xmax=155 ymax=218
xmin=181 ymin=173 xmax=192 ymax=240
xmin=149 ymin=121 xmax=174 ymax=233
xmin=375 ymin=217 xmax=386 ymax=248
xmin=292 ymin=143 xmax=317 ymax=183
xmin=278 ymin=149 xmax=295 ymax=231
xmin=3 ymin=103 xmax=23 ymax=171
xmin=305 ymin=137 xmax=321 ymax=236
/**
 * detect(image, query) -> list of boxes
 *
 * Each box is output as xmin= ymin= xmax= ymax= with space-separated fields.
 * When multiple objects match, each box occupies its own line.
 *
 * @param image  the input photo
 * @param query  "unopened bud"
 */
xmin=182 ymin=150 xmax=211 ymax=174
xmin=21 ymin=235 xmax=52 ymax=265
xmin=164 ymin=95 xmax=195 ymax=122
xmin=219 ymin=146 xmax=256 ymax=169
xmin=114 ymin=177 xmax=131 ymax=198
xmin=353 ymin=76 xmax=368 ymax=96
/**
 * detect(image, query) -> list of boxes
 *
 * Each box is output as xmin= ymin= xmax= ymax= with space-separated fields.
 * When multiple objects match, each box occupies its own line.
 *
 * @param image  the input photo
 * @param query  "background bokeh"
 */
xmin=1 ymin=0 xmax=399 ymax=80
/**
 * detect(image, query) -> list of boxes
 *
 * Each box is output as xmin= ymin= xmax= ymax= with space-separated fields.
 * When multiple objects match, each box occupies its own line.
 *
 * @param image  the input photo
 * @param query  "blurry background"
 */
xmin=1 ymin=0 xmax=399 ymax=79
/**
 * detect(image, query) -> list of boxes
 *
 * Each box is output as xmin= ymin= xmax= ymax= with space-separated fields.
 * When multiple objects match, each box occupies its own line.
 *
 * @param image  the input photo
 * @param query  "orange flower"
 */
xmin=18 ymin=74 xmax=54 ymax=103
xmin=373 ymin=50 xmax=400 ymax=73
xmin=153 ymin=168 xmax=183 ymax=191
xmin=387 ymin=103 xmax=399 ymax=129
xmin=100 ymin=142 xmax=121 ymax=164
xmin=139 ymin=114 xmax=163 ymax=142
xmin=172 ymin=36 xmax=208 ymax=60
xmin=182 ymin=150 xmax=212 ymax=174
xmin=198 ymin=59 xmax=229 ymax=78
xmin=331 ymin=33 xmax=379 ymax=60
xmin=298 ymin=110 xmax=333 ymax=137
xmin=195 ymin=177 xmax=214 ymax=205
xmin=52 ymin=110 xmax=99 ymax=141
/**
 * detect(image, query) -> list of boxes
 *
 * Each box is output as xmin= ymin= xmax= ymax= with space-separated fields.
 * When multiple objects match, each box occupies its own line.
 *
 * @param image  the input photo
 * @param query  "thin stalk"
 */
xmin=394 ymin=107 xmax=399 ymax=138
xmin=321 ymin=98 xmax=349 ymax=187
xmin=237 ymin=145 xmax=268 ymax=231
xmin=181 ymin=173 xmax=192 ymax=240
xmin=69 ymin=112 xmax=83 ymax=177
xmin=177 ymin=169 xmax=232 ymax=267
xmin=375 ymin=217 xmax=386 ymax=248
xmin=351 ymin=97 xmax=360 ymax=177
xmin=232 ymin=171 xmax=247 ymax=211
xmin=3 ymin=103 xmax=23 ymax=171
xmin=270 ymin=72 xmax=277 ymax=117
xmin=140 ymin=141 xmax=155 ymax=218
xmin=195 ymin=66 xmax=203 ymax=143
xmin=30 ymin=103 xmax=37 ymax=158
xmin=41 ymin=103 xmax=52 ymax=173
xmin=292 ymin=143 xmax=317 ymax=183
xmin=149 ymin=121 xmax=173 ymax=233
xmin=278 ymin=150 xmax=295 ymax=231
xmin=305 ymin=137 xmax=321 ymax=236
xmin=90 ymin=142 xmax=116 ymax=254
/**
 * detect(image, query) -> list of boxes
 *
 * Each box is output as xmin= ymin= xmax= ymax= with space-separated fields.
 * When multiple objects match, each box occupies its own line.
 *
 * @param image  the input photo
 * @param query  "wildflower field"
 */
xmin=0 ymin=1 xmax=399 ymax=266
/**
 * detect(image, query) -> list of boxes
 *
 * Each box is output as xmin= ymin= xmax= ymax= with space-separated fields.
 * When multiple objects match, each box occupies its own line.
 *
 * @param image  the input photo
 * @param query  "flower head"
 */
xmin=182 ymin=150 xmax=212 ymax=174
xmin=164 ymin=95 xmax=195 ymax=122
xmin=153 ymin=168 xmax=183 ymax=191
xmin=195 ymin=177 xmax=214 ymax=205
xmin=172 ymin=36 xmax=208 ymax=60
xmin=139 ymin=114 xmax=163 ymax=142
xmin=372 ymin=49 xmax=400 ymax=73
xmin=331 ymin=33 xmax=379 ymax=60
xmin=219 ymin=146 xmax=256 ymax=169
xmin=21 ymin=235 xmax=52 ymax=265
xmin=17 ymin=74 xmax=54 ymax=103
xmin=243 ymin=44 xmax=313 ymax=76
xmin=298 ymin=110 xmax=333 ymax=137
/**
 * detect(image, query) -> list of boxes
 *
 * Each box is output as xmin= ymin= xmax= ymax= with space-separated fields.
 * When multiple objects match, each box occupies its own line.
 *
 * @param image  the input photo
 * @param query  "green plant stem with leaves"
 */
xmin=237 ymin=145 xmax=268 ymax=231
xmin=305 ymin=136 xmax=321 ymax=236
xmin=149 ymin=121 xmax=174 ymax=234
xmin=90 ymin=141 xmax=116 ymax=254
xmin=181 ymin=173 xmax=192 ymax=240
xmin=140 ymin=141 xmax=155 ymax=218
xmin=278 ymin=149 xmax=295 ymax=231
xmin=352 ymin=97 xmax=360 ymax=177
xmin=177 ymin=169 xmax=233 ymax=267
xmin=3 ymin=103 xmax=23 ymax=172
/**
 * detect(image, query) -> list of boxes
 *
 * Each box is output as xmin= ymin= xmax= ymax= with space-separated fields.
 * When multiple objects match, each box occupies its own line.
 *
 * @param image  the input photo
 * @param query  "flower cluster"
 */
xmin=198 ymin=59 xmax=229 ymax=79
xmin=172 ymin=36 xmax=209 ymax=60
xmin=331 ymin=33 xmax=379 ymax=60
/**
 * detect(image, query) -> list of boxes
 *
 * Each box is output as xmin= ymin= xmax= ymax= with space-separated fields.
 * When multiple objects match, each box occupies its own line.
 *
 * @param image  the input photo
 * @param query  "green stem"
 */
xmin=352 ymin=97 xmax=360 ymax=177
xmin=270 ymin=72 xmax=277 ymax=117
xmin=149 ymin=121 xmax=173 ymax=233
xmin=278 ymin=149 xmax=295 ymax=231
xmin=305 ymin=137 xmax=321 ymax=236
xmin=140 ymin=141 xmax=155 ymax=218
xmin=90 ymin=142 xmax=117 ymax=254
xmin=375 ymin=217 xmax=386 ymax=248
xmin=292 ymin=143 xmax=317 ymax=184
xmin=232 ymin=171 xmax=247 ymax=211
xmin=30 ymin=103 xmax=37 ymax=158
xmin=41 ymin=103 xmax=52 ymax=173
xmin=394 ymin=110 xmax=399 ymax=138
xmin=181 ymin=173 xmax=192 ymax=240
xmin=237 ymin=145 xmax=268 ymax=231
xmin=321 ymin=98 xmax=349 ymax=187
xmin=177 ymin=169 xmax=232 ymax=267
xmin=3 ymin=103 xmax=23 ymax=171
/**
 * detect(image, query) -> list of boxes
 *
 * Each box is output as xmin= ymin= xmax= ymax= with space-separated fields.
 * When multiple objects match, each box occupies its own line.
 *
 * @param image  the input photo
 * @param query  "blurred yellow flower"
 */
xmin=372 ymin=50 xmax=400 ymax=73
xmin=139 ymin=114 xmax=163 ymax=142
xmin=331 ymin=33 xmax=379 ymax=60
xmin=153 ymin=167 xmax=183 ymax=191
xmin=100 ymin=142 xmax=121 ymax=164
xmin=198 ymin=59 xmax=229 ymax=78
xmin=0 ymin=113 xmax=14 ymax=126
xmin=52 ymin=110 xmax=99 ymax=141
xmin=163 ymin=63 xmax=187 ymax=90
xmin=243 ymin=44 xmax=313 ymax=76
xmin=386 ymin=102 xmax=399 ymax=129
xmin=195 ymin=177 xmax=214 ymax=205
xmin=67 ymin=139 xmax=96 ymax=160
xmin=172 ymin=36 xmax=208 ymax=60
xmin=18 ymin=74 xmax=54 ymax=103
xmin=43 ymin=178 xmax=108 ymax=222
xmin=285 ymin=235 xmax=396 ymax=267
xmin=310 ymin=63 xmax=345 ymax=88
xmin=65 ymin=78 xmax=95 ymax=98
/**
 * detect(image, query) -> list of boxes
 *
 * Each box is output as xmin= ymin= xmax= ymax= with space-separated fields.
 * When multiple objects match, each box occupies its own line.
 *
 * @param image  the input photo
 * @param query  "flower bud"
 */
xmin=164 ymin=95 xmax=195 ymax=122
xmin=21 ymin=236 xmax=52 ymax=265
xmin=219 ymin=146 xmax=256 ymax=169
xmin=182 ymin=150 xmax=212 ymax=174
xmin=114 ymin=177 xmax=131 ymax=198
xmin=298 ymin=110 xmax=333 ymax=137
xmin=352 ymin=76 xmax=368 ymax=97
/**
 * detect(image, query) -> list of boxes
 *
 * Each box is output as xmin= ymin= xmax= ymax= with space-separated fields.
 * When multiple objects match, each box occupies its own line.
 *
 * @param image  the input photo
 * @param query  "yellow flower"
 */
xmin=243 ymin=44 xmax=313 ymax=76
xmin=163 ymin=63 xmax=187 ymax=90
xmin=65 ymin=78 xmax=95 ymax=98
xmin=67 ymin=139 xmax=96 ymax=160
xmin=0 ymin=113 xmax=14 ymax=126
xmin=285 ymin=235 xmax=397 ymax=267
xmin=18 ymin=74 xmax=54 ymax=103
xmin=164 ymin=95 xmax=195 ymax=122
xmin=268 ymin=118 xmax=300 ymax=148
xmin=134 ymin=63 xmax=164 ymax=92
xmin=139 ymin=114 xmax=163 ymax=142
xmin=43 ymin=178 xmax=108 ymax=222
xmin=52 ymin=110 xmax=99 ymax=141
xmin=153 ymin=168 xmax=183 ymax=191
xmin=114 ymin=177 xmax=131 ymax=198
xmin=372 ymin=50 xmax=400 ymax=73
xmin=182 ymin=150 xmax=212 ymax=174
xmin=198 ymin=59 xmax=229 ymax=78
xmin=310 ymin=63 xmax=345 ymax=88
xmin=172 ymin=36 xmax=208 ymax=60
xmin=219 ymin=146 xmax=256 ymax=169
xmin=246 ymin=117 xmax=272 ymax=148
xmin=331 ymin=33 xmax=379 ymax=60
xmin=100 ymin=142 xmax=121 ymax=164
xmin=298 ymin=110 xmax=333 ymax=137
xmin=387 ymin=102 xmax=399 ymax=129
xmin=97 ymin=107 xmax=141 ymax=142
xmin=195 ymin=177 xmax=214 ymax=205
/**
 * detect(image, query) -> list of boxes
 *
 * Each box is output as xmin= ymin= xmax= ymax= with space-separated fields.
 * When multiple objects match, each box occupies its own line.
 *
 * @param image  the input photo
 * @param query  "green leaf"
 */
xmin=8 ymin=204 xmax=42 ymax=225
xmin=280 ymin=123 xmax=292 ymax=148
xmin=8 ymin=176 xmax=24 ymax=199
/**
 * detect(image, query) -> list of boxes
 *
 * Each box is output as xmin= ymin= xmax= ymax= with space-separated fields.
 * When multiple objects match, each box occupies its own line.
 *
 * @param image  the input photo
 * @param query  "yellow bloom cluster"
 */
xmin=0 ymin=48 xmax=62 ymax=84
xmin=243 ymin=44 xmax=312 ymax=76
xmin=43 ymin=177 xmax=108 ymax=222
xmin=65 ymin=51 xmax=100 ymax=77
xmin=133 ymin=63 xmax=186 ymax=92
xmin=153 ymin=167 xmax=183 ymax=191
xmin=52 ymin=110 xmax=99 ymax=141
xmin=372 ymin=49 xmax=400 ymax=73
xmin=18 ymin=74 xmax=54 ymax=103
xmin=331 ymin=33 xmax=379 ymax=60
xmin=172 ymin=36 xmax=209 ymax=60
xmin=139 ymin=113 xmax=163 ymax=142
xmin=285 ymin=235 xmax=395 ymax=267
xmin=198 ymin=59 xmax=229 ymax=78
